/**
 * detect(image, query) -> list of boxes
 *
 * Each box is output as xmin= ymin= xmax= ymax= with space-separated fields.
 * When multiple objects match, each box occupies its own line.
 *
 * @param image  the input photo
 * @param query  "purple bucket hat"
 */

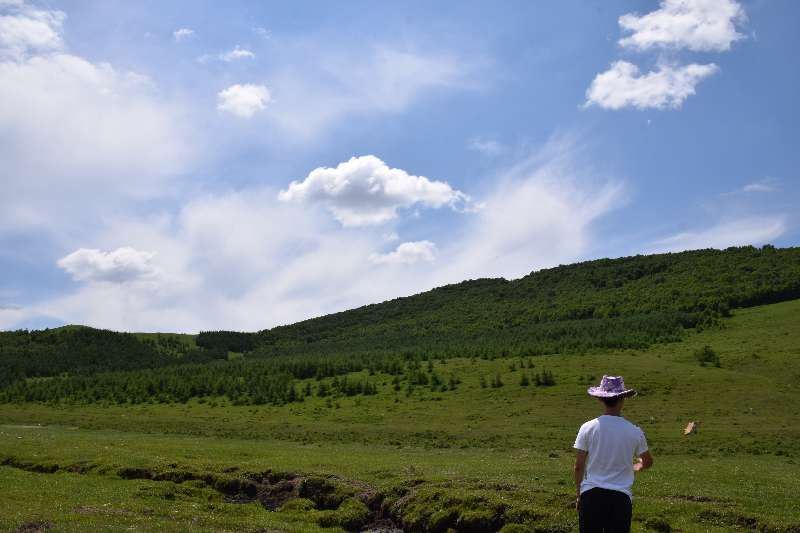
xmin=587 ymin=375 xmax=636 ymax=398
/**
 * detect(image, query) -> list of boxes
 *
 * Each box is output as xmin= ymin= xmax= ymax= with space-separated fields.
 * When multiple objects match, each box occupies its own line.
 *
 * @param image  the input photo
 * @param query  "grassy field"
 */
xmin=1 ymin=299 xmax=799 ymax=532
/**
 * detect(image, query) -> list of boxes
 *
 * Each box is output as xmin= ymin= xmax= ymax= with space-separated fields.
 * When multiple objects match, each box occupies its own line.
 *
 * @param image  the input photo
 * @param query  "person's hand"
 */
xmin=633 ymin=459 xmax=644 ymax=472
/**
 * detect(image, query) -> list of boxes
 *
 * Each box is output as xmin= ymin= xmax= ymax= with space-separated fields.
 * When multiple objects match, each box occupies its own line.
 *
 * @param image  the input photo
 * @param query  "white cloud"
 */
xmin=264 ymin=46 xmax=474 ymax=138
xmin=173 ymin=28 xmax=194 ymax=42
xmin=585 ymin=60 xmax=718 ymax=110
xmin=741 ymin=178 xmax=777 ymax=193
xmin=33 ymin=190 xmax=381 ymax=331
xmin=220 ymin=46 xmax=254 ymax=61
xmin=649 ymin=217 xmax=785 ymax=253
xmin=14 ymin=139 xmax=623 ymax=332
xmin=439 ymin=139 xmax=625 ymax=281
xmin=0 ymin=1 xmax=64 ymax=59
xmin=0 ymin=5 xmax=193 ymax=234
xmin=57 ymin=247 xmax=160 ymax=284
xmin=217 ymin=83 xmax=271 ymax=118
xmin=369 ymin=241 xmax=437 ymax=265
xmin=721 ymin=177 xmax=780 ymax=196
xmin=253 ymin=27 xmax=271 ymax=40
xmin=279 ymin=155 xmax=469 ymax=226
xmin=619 ymin=0 xmax=746 ymax=52
xmin=199 ymin=46 xmax=256 ymax=63
xmin=467 ymin=137 xmax=506 ymax=157
xmin=0 ymin=305 xmax=25 ymax=330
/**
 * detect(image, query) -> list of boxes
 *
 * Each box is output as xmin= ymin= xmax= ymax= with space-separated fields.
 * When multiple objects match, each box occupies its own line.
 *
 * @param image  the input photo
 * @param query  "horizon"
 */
xmin=2 ymin=0 xmax=798 ymax=332
xmin=6 ymin=243 xmax=788 ymax=335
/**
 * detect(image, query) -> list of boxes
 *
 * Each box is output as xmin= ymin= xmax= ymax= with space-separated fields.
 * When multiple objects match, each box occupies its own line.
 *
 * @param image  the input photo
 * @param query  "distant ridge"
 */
xmin=237 ymin=245 xmax=799 ymax=356
xmin=2 ymin=245 xmax=799 ymax=399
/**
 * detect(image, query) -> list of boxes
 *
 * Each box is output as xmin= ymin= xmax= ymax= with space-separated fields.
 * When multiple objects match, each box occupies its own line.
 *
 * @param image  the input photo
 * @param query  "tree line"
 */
xmin=1 ymin=245 xmax=798 ymax=404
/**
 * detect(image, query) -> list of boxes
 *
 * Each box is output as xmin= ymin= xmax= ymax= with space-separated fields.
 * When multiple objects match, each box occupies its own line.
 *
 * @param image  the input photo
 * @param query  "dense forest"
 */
xmin=0 ymin=327 xmax=225 ymax=388
xmin=1 ymin=245 xmax=798 ymax=405
xmin=249 ymin=245 xmax=800 ymax=356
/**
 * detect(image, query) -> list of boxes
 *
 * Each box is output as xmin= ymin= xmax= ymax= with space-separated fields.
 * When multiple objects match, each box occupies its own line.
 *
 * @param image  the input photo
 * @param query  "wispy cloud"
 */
xmin=263 ymin=46 xmax=476 ymax=138
xmin=741 ymin=178 xmax=778 ymax=193
xmin=198 ymin=45 xmax=255 ymax=63
xmin=0 ymin=2 xmax=193 ymax=233
xmin=172 ymin=28 xmax=194 ymax=42
xmin=649 ymin=216 xmax=785 ymax=253
xmin=253 ymin=27 xmax=271 ymax=40
xmin=467 ymin=137 xmax=506 ymax=156
xmin=13 ymin=136 xmax=624 ymax=332
xmin=721 ymin=177 xmax=780 ymax=196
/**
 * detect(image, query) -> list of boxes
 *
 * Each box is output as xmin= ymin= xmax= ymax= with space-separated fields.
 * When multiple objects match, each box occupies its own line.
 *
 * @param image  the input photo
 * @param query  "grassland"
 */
xmin=1 ymin=299 xmax=799 ymax=532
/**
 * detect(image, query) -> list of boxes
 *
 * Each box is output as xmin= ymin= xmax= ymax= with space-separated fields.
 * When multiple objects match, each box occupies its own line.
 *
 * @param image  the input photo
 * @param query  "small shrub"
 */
xmin=694 ymin=345 xmax=720 ymax=367
xmin=534 ymin=370 xmax=556 ymax=387
xmin=491 ymin=374 xmax=504 ymax=388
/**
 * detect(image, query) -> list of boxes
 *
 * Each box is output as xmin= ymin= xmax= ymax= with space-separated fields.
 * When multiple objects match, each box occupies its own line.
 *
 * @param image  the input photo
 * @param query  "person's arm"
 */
xmin=634 ymin=450 xmax=653 ymax=472
xmin=574 ymin=449 xmax=588 ymax=510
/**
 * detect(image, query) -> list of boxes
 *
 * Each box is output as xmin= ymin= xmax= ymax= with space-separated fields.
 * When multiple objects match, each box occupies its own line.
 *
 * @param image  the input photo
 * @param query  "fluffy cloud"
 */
xmin=217 ymin=83 xmax=271 ymax=118
xmin=585 ymin=61 xmax=718 ymax=110
xmin=0 ymin=1 xmax=64 ymax=59
xmin=279 ymin=155 xmax=469 ymax=226
xmin=649 ymin=217 xmax=785 ymax=253
xmin=35 ymin=190 xmax=380 ymax=331
xmin=619 ymin=0 xmax=746 ymax=52
xmin=173 ymin=28 xmax=194 ymax=42
xmin=15 ymin=138 xmax=624 ymax=332
xmin=369 ymin=241 xmax=437 ymax=265
xmin=0 ymin=3 xmax=193 ymax=233
xmin=57 ymin=247 xmax=160 ymax=284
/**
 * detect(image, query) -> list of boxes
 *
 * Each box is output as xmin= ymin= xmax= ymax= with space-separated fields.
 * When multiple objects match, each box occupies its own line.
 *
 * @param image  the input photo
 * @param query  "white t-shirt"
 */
xmin=573 ymin=415 xmax=648 ymax=499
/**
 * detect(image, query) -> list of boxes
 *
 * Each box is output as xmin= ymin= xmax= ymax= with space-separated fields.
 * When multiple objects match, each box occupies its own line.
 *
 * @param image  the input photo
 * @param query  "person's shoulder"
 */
xmin=620 ymin=417 xmax=645 ymax=434
xmin=579 ymin=418 xmax=600 ymax=431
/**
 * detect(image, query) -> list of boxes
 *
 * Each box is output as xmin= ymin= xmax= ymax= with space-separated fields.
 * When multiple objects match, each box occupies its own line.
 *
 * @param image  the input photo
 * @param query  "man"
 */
xmin=573 ymin=375 xmax=653 ymax=532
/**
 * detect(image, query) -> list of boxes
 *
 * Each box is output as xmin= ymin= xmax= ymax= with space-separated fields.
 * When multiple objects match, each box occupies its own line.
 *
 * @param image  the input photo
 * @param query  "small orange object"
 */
xmin=684 ymin=421 xmax=698 ymax=435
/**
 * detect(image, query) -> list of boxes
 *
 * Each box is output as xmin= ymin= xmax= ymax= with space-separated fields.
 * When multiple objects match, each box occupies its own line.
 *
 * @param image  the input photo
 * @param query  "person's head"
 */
xmin=600 ymin=396 xmax=624 ymax=408
xmin=587 ymin=375 xmax=636 ymax=410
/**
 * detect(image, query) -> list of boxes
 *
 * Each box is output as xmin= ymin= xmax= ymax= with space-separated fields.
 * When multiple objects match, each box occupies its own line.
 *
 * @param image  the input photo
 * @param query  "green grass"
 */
xmin=1 ymin=299 xmax=799 ymax=532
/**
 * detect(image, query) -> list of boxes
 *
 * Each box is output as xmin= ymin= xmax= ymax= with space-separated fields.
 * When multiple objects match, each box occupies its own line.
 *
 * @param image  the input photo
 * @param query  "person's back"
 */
xmin=573 ymin=376 xmax=653 ymax=533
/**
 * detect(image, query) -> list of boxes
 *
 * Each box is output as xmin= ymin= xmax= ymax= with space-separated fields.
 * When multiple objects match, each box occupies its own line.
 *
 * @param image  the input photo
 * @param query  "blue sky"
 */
xmin=1 ymin=0 xmax=798 ymax=332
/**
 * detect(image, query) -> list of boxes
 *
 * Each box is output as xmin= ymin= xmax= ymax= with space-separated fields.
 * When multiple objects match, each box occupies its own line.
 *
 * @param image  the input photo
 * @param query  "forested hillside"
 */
xmin=248 ymin=245 xmax=800 ymax=357
xmin=1 ymin=245 xmax=798 ymax=405
xmin=0 ymin=327 xmax=224 ymax=388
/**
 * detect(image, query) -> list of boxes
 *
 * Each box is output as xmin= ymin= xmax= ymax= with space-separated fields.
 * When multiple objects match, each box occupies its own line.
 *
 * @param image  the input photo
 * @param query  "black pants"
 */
xmin=579 ymin=487 xmax=632 ymax=533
